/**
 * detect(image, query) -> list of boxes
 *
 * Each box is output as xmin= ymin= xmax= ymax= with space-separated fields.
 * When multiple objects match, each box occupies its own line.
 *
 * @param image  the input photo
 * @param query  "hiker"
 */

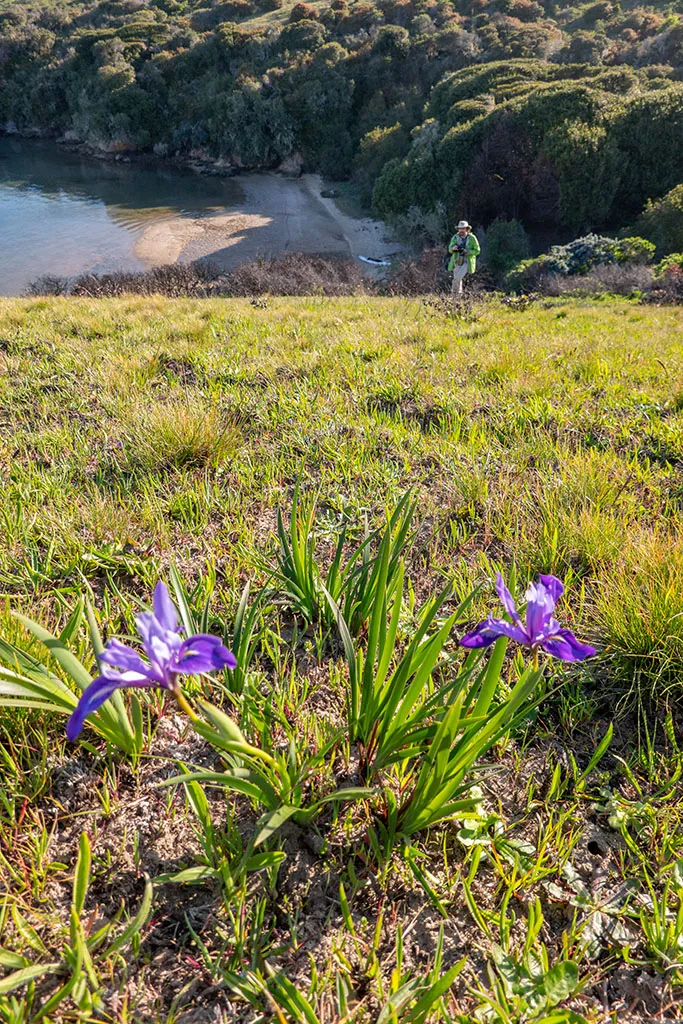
xmin=448 ymin=220 xmax=480 ymax=297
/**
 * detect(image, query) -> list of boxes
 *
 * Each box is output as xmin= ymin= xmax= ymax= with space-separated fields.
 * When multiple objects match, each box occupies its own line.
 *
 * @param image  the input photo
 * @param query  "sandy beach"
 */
xmin=135 ymin=172 xmax=403 ymax=275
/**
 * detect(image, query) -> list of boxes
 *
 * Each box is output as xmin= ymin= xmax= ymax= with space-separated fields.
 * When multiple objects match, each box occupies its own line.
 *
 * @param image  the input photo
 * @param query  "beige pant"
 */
xmin=451 ymin=262 xmax=469 ymax=296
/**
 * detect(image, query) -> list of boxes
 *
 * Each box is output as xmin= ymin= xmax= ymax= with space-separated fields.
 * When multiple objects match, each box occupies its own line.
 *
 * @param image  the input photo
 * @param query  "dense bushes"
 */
xmin=484 ymin=217 xmax=530 ymax=276
xmin=373 ymin=63 xmax=683 ymax=236
xmin=654 ymin=253 xmax=683 ymax=278
xmin=614 ymin=237 xmax=657 ymax=264
xmin=289 ymin=3 xmax=320 ymax=21
xmin=26 ymin=255 xmax=369 ymax=297
xmin=220 ymin=252 xmax=367 ymax=294
xmin=647 ymin=253 xmax=683 ymax=302
xmin=541 ymin=234 xmax=655 ymax=275
xmin=541 ymin=263 xmax=654 ymax=297
xmin=504 ymin=254 xmax=556 ymax=292
xmin=505 ymin=233 xmax=657 ymax=291
xmin=633 ymin=184 xmax=683 ymax=256
xmin=646 ymin=264 xmax=683 ymax=303
xmin=1 ymin=0 xmax=683 ymax=242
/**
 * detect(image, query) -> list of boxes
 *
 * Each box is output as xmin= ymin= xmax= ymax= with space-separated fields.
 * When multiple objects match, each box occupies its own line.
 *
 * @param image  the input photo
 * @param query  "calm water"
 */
xmin=0 ymin=137 xmax=242 ymax=296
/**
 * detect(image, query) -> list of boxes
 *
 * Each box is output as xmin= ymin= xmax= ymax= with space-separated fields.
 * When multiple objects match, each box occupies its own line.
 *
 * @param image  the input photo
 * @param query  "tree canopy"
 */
xmin=1 ymin=0 xmax=682 ymax=234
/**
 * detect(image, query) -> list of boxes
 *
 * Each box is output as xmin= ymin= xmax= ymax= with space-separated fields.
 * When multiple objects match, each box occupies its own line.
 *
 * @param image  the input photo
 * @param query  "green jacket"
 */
xmin=448 ymin=232 xmax=480 ymax=274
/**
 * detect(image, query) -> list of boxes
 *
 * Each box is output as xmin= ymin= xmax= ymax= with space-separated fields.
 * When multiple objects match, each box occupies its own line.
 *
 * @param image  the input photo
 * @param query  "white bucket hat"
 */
xmin=457 ymin=220 xmax=470 ymax=229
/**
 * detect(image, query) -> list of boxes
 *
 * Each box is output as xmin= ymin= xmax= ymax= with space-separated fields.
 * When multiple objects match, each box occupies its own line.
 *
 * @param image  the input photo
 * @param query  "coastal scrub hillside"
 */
xmin=1 ymin=0 xmax=683 ymax=239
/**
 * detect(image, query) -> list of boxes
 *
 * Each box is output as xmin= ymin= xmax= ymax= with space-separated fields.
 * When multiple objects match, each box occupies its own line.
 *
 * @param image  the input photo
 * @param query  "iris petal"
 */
xmin=538 ymin=575 xmax=564 ymax=602
xmin=147 ymin=633 xmax=177 ymax=669
xmin=460 ymin=625 xmax=499 ymax=649
xmin=483 ymin=618 xmax=528 ymax=644
xmin=135 ymin=611 xmax=161 ymax=649
xmin=461 ymin=617 xmax=527 ymax=648
xmin=495 ymin=573 xmax=523 ymax=626
xmin=535 ymin=616 xmax=563 ymax=643
xmin=100 ymin=638 xmax=150 ymax=676
xmin=66 ymin=674 xmax=157 ymax=741
xmin=153 ymin=582 xmax=179 ymax=633
xmin=174 ymin=634 xmax=237 ymax=674
xmin=541 ymin=629 xmax=596 ymax=662
xmin=524 ymin=582 xmax=555 ymax=642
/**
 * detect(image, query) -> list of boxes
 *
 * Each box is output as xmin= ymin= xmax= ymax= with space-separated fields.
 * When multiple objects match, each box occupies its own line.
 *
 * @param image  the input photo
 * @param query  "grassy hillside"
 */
xmin=1 ymin=295 xmax=683 ymax=1021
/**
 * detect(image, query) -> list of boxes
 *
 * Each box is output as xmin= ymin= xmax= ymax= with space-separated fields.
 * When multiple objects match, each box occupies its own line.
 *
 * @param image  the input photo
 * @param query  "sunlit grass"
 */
xmin=122 ymin=396 xmax=243 ymax=472
xmin=596 ymin=533 xmax=683 ymax=706
xmin=1 ymin=294 xmax=683 ymax=1020
xmin=1 ymin=295 xmax=682 ymax=699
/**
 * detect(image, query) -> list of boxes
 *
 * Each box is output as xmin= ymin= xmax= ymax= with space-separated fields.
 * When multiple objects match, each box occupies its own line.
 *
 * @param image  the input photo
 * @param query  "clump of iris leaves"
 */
xmin=0 ymin=491 xmax=621 ymax=1020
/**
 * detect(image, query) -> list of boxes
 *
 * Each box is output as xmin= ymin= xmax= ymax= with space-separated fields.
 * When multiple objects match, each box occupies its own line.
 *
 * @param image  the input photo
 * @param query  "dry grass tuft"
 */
xmin=123 ymin=398 xmax=243 ymax=472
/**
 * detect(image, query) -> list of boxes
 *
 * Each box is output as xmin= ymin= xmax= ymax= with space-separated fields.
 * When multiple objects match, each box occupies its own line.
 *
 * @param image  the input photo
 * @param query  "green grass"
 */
xmin=1 ymin=294 xmax=683 ymax=1021
xmin=223 ymin=0 xmax=332 ymax=31
xmin=1 ymin=294 xmax=681 ymax=703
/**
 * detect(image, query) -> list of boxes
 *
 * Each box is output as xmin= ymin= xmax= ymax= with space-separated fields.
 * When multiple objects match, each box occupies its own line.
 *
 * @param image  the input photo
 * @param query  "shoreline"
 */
xmin=1 ymin=128 xmax=407 ymax=281
xmin=134 ymin=172 xmax=405 ymax=277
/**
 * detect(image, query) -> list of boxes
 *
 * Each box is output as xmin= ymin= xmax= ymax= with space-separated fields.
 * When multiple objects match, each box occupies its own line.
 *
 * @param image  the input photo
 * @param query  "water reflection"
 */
xmin=0 ymin=137 xmax=241 ymax=295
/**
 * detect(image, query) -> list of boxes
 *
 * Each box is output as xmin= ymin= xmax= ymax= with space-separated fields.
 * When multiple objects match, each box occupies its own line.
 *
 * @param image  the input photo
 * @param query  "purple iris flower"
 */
xmin=66 ymin=582 xmax=237 ymax=741
xmin=460 ymin=573 xmax=595 ymax=662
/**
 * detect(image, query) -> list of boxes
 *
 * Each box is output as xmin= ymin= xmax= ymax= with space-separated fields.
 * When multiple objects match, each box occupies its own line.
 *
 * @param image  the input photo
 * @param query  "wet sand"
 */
xmin=135 ymin=173 xmax=402 ymax=274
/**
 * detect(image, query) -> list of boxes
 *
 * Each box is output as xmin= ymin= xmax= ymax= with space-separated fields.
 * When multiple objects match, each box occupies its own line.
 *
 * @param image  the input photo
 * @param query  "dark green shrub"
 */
xmin=279 ymin=19 xmax=326 ymax=51
xmin=313 ymin=41 xmax=348 ymax=65
xmin=207 ymin=0 xmax=256 ymax=20
xmin=612 ymin=93 xmax=683 ymax=222
xmin=376 ymin=0 xmax=413 ymax=26
xmin=505 ymin=0 xmax=545 ymax=23
xmin=372 ymin=158 xmax=415 ymax=217
xmin=372 ymin=24 xmax=410 ymax=57
xmin=484 ymin=217 xmax=530 ymax=276
xmin=356 ymin=123 xmax=410 ymax=183
xmin=505 ymin=232 xmax=657 ymax=293
xmin=582 ymin=2 xmax=613 ymax=26
xmin=444 ymin=97 xmax=494 ymax=130
xmin=545 ymin=234 xmax=620 ymax=275
xmin=190 ymin=7 xmax=220 ymax=30
xmin=335 ymin=3 xmax=383 ymax=32
xmin=504 ymin=254 xmax=556 ymax=292
xmin=542 ymin=119 xmax=622 ymax=231
xmin=557 ymin=29 xmax=607 ymax=65
xmin=289 ymin=3 xmax=319 ymax=21
xmin=633 ymin=184 xmax=683 ymax=256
